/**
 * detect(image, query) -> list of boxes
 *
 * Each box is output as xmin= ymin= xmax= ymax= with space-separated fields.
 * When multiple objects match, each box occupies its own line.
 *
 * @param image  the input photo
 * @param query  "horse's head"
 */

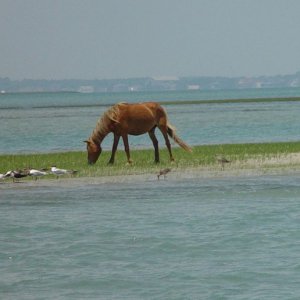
xmin=84 ymin=139 xmax=102 ymax=165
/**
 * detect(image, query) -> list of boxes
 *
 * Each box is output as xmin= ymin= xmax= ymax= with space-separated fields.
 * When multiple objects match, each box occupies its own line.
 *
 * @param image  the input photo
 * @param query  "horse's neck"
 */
xmin=90 ymin=130 xmax=106 ymax=145
xmin=90 ymin=116 xmax=111 ymax=144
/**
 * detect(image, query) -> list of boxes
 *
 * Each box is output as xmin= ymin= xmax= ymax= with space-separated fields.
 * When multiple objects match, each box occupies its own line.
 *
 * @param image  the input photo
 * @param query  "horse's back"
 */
xmin=119 ymin=102 xmax=165 ymax=118
xmin=115 ymin=102 xmax=167 ymax=135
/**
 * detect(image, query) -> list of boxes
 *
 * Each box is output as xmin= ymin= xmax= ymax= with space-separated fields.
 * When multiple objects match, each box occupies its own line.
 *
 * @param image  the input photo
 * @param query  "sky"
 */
xmin=1 ymin=0 xmax=300 ymax=80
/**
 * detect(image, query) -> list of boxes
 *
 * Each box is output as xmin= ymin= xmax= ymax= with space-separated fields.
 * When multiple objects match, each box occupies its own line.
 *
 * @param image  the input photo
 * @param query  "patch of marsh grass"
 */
xmin=1 ymin=141 xmax=300 ymax=180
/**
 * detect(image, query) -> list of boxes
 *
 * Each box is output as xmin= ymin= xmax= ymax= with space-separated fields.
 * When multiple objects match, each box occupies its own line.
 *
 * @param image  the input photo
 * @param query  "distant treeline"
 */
xmin=1 ymin=72 xmax=300 ymax=93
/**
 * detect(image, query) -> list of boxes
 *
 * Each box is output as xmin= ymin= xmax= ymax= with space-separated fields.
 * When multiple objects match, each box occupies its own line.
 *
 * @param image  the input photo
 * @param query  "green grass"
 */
xmin=160 ymin=97 xmax=300 ymax=106
xmin=1 ymin=141 xmax=300 ymax=179
xmin=17 ymin=96 xmax=300 ymax=110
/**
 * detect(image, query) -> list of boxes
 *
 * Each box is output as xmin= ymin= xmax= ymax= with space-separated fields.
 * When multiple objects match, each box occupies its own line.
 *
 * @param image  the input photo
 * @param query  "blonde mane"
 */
xmin=90 ymin=102 xmax=127 ymax=142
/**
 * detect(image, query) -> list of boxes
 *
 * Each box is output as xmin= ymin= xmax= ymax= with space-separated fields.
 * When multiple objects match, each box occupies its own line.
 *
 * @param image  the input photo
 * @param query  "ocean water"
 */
xmin=2 ymin=88 xmax=300 ymax=299
xmin=1 ymin=88 xmax=300 ymax=154
xmin=1 ymin=175 xmax=300 ymax=299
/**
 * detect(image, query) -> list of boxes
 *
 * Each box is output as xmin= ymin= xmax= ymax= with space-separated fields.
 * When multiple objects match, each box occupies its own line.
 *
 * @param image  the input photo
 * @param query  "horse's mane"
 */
xmin=91 ymin=102 xmax=127 ymax=142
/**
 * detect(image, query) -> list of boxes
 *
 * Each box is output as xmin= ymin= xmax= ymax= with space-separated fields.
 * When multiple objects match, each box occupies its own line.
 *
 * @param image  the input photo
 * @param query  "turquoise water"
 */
xmin=2 ymin=88 xmax=300 ymax=299
xmin=1 ymin=175 xmax=300 ymax=299
xmin=2 ymin=87 xmax=300 ymax=109
xmin=1 ymin=88 xmax=300 ymax=154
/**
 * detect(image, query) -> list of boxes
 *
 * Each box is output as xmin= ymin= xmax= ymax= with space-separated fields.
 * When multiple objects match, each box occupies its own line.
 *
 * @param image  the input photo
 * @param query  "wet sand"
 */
xmin=1 ymin=157 xmax=300 ymax=190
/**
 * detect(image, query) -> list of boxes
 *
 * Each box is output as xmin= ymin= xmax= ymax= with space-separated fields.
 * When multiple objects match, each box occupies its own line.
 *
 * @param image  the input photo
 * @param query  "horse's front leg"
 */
xmin=108 ymin=134 xmax=120 ymax=164
xmin=122 ymin=134 xmax=132 ymax=164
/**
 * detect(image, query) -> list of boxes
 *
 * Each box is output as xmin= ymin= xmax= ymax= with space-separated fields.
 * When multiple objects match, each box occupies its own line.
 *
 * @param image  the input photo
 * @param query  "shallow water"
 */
xmin=1 ymin=174 xmax=300 ymax=299
xmin=1 ymin=89 xmax=300 ymax=153
xmin=2 ymin=88 xmax=300 ymax=299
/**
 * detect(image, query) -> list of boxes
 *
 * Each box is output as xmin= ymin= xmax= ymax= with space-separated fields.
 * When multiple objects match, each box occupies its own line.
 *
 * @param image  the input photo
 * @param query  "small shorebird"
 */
xmin=216 ymin=156 xmax=231 ymax=170
xmin=157 ymin=168 xmax=171 ymax=180
xmin=6 ymin=170 xmax=28 ymax=182
xmin=25 ymin=169 xmax=48 ymax=180
xmin=0 ymin=173 xmax=10 ymax=181
xmin=50 ymin=166 xmax=78 ymax=179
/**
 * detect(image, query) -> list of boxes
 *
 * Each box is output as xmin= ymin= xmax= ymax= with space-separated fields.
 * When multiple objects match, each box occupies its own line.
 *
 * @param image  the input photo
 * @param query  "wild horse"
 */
xmin=84 ymin=102 xmax=192 ymax=165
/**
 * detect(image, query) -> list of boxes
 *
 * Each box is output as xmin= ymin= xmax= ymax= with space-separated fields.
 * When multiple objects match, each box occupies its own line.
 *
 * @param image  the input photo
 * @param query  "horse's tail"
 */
xmin=167 ymin=124 xmax=192 ymax=152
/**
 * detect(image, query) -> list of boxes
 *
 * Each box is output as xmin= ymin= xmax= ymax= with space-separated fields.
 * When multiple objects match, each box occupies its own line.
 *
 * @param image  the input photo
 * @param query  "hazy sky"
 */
xmin=1 ymin=0 xmax=300 ymax=80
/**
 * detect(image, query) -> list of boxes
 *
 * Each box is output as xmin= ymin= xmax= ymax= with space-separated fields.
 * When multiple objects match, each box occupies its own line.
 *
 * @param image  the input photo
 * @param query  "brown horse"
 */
xmin=84 ymin=102 xmax=192 ymax=165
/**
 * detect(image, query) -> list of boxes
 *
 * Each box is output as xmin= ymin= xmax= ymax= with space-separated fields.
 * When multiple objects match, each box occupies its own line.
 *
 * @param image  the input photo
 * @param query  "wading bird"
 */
xmin=216 ymin=156 xmax=231 ymax=170
xmin=157 ymin=168 xmax=171 ymax=180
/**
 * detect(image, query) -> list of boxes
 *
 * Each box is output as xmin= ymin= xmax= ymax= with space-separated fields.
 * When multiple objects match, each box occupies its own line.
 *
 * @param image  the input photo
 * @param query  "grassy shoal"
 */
xmin=1 ymin=141 xmax=300 ymax=179
xmin=21 ymin=96 xmax=300 ymax=110
xmin=160 ymin=97 xmax=300 ymax=106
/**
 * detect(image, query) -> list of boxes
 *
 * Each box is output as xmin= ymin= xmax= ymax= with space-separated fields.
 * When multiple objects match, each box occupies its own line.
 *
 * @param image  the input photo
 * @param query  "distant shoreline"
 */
xmin=2 ymin=72 xmax=300 ymax=93
xmin=160 ymin=96 xmax=300 ymax=105
xmin=2 ymin=95 xmax=300 ymax=111
xmin=1 ymin=161 xmax=300 ymax=189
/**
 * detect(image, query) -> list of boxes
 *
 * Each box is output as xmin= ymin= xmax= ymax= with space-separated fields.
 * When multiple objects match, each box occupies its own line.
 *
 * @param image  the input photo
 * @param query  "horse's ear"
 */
xmin=83 ymin=140 xmax=90 ymax=145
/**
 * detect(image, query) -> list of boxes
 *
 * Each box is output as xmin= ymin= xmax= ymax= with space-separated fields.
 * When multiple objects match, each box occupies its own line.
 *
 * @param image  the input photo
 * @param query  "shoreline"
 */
xmin=2 ymin=142 xmax=300 ymax=189
xmin=2 ymin=156 xmax=300 ymax=189
xmin=2 ymin=95 xmax=300 ymax=111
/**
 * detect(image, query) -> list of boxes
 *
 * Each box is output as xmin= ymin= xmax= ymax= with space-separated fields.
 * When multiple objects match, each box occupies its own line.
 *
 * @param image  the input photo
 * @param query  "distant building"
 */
xmin=78 ymin=86 xmax=94 ymax=93
xmin=151 ymin=76 xmax=179 ymax=81
xmin=129 ymin=86 xmax=139 ymax=92
xmin=290 ymin=80 xmax=300 ymax=87
xmin=187 ymin=85 xmax=200 ymax=90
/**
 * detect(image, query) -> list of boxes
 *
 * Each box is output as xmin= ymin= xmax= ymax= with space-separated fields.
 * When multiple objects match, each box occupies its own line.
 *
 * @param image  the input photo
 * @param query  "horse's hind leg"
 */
xmin=122 ymin=134 xmax=133 ymax=164
xmin=158 ymin=125 xmax=174 ymax=162
xmin=148 ymin=127 xmax=159 ymax=163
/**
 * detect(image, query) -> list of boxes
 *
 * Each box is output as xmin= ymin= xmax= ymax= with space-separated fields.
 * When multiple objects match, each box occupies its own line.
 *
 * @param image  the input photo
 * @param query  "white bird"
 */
xmin=50 ymin=166 xmax=77 ymax=179
xmin=26 ymin=169 xmax=48 ymax=180
xmin=0 ymin=173 xmax=9 ymax=181
xmin=4 ymin=170 xmax=12 ymax=177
